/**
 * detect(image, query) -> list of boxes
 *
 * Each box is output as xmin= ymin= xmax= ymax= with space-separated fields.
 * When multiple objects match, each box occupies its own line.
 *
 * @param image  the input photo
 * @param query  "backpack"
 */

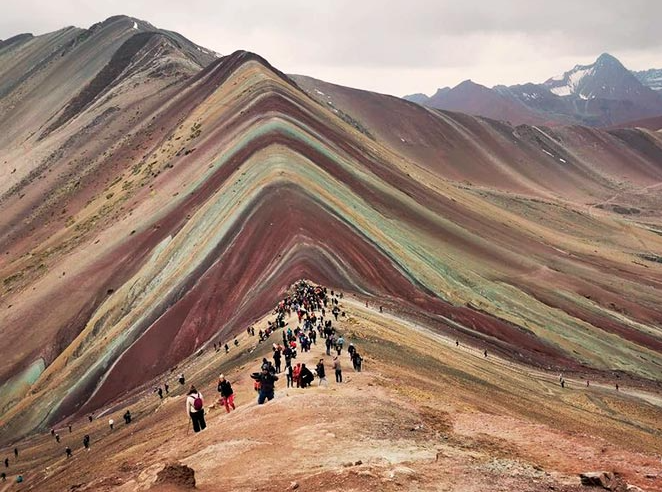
xmin=192 ymin=393 xmax=203 ymax=411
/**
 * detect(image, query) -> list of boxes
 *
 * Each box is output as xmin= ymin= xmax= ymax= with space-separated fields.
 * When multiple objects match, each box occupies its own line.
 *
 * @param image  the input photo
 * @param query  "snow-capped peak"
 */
xmin=546 ymin=64 xmax=595 ymax=98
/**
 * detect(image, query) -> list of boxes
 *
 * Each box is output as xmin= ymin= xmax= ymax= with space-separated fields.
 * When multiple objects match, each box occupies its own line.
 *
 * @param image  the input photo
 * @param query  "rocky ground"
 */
xmin=2 ymin=295 xmax=661 ymax=492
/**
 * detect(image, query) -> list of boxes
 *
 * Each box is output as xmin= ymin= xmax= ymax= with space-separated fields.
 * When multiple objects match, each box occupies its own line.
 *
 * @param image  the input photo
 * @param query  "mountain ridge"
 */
xmin=405 ymin=52 xmax=662 ymax=127
xmin=1 ymin=15 xmax=662 ymax=459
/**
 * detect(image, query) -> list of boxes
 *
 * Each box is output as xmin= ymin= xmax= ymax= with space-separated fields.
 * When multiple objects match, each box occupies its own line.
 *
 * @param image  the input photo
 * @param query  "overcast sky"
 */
xmin=1 ymin=0 xmax=660 ymax=97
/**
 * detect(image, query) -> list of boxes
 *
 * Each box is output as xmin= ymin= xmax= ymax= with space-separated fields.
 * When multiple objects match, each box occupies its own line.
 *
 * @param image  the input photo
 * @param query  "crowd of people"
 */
xmin=183 ymin=280 xmax=365 ymax=432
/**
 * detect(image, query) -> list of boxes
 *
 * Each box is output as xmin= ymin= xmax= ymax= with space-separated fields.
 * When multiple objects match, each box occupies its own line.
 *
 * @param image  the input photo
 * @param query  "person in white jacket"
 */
xmin=186 ymin=385 xmax=206 ymax=432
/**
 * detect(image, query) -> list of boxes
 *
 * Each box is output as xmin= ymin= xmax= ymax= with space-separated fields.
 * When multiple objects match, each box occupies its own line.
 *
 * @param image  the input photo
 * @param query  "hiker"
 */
xmin=560 ymin=378 xmax=565 ymax=388
xmin=293 ymin=363 xmax=302 ymax=387
xmin=336 ymin=336 xmax=344 ymax=355
xmin=1 ymin=472 xmax=5 ymax=481
xmin=299 ymin=364 xmax=314 ymax=388
xmin=484 ymin=349 xmax=488 ymax=358
xmin=333 ymin=356 xmax=342 ymax=382
xmin=13 ymin=448 xmax=17 ymax=459
xmin=234 ymin=338 xmax=239 ymax=347
xmin=51 ymin=428 xmax=55 ymax=436
xmin=123 ymin=410 xmax=132 ymax=424
xmin=455 ymin=340 xmax=459 ymax=347
xmin=55 ymin=433 xmax=60 ymax=443
xmin=286 ymin=364 xmax=294 ymax=387
xmin=348 ymin=343 xmax=355 ymax=359
xmin=88 ymin=415 xmax=93 ymax=422
xmin=65 ymin=447 xmax=72 ymax=458
xmin=164 ymin=383 xmax=169 ymax=394
xmin=217 ymin=375 xmax=236 ymax=413
xmin=615 ymin=383 xmax=619 ymax=391
xmin=68 ymin=424 xmax=72 ymax=433
xmin=316 ymin=359 xmax=328 ymax=387
xmin=273 ymin=348 xmax=282 ymax=373
xmin=108 ymin=419 xmax=114 ymax=430
xmin=83 ymin=435 xmax=90 ymax=450
xmin=157 ymin=387 xmax=163 ymax=399
xmin=186 ymin=385 xmax=206 ymax=432
xmin=3 ymin=458 xmax=8 ymax=468
xmin=352 ymin=351 xmax=362 ymax=372
xmin=225 ymin=343 xmax=229 ymax=353
xmin=325 ymin=337 xmax=332 ymax=356
xmin=586 ymin=380 xmax=590 ymax=387
xmin=254 ymin=368 xmax=278 ymax=404
xmin=178 ymin=373 xmax=186 ymax=385
xmin=379 ymin=306 xmax=383 ymax=313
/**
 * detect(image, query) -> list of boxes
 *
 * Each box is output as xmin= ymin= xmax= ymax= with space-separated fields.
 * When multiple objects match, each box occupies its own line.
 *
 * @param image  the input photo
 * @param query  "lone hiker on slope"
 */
xmin=186 ymin=385 xmax=207 ymax=433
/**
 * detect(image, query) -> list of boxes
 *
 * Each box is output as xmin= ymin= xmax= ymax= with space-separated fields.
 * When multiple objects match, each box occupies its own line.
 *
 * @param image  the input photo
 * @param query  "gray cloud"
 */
xmin=0 ymin=0 xmax=660 ymax=96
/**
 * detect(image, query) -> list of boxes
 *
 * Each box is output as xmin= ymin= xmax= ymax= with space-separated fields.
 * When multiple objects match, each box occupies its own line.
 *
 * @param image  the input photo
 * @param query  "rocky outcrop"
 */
xmin=153 ymin=462 xmax=196 ymax=489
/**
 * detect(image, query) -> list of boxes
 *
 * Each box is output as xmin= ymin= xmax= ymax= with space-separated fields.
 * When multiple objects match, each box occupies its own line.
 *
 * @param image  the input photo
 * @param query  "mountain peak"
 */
xmin=595 ymin=52 xmax=623 ymax=67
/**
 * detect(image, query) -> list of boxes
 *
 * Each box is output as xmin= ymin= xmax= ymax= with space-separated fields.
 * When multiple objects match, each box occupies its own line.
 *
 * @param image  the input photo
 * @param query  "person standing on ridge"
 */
xmin=3 ymin=458 xmax=8 ymax=468
xmin=108 ymin=419 xmax=114 ymax=431
xmin=65 ymin=447 xmax=72 ymax=458
xmin=299 ymin=364 xmax=314 ymax=388
xmin=316 ymin=359 xmax=328 ymax=387
xmin=13 ymin=448 xmax=17 ymax=459
xmin=273 ymin=348 xmax=282 ymax=373
xmin=336 ymin=336 xmax=344 ymax=355
xmin=333 ymin=356 xmax=342 ymax=383
xmin=254 ymin=368 xmax=278 ymax=404
xmin=164 ymin=383 xmax=169 ymax=395
xmin=178 ymin=373 xmax=186 ymax=385
xmin=286 ymin=363 xmax=294 ymax=388
xmin=83 ymin=435 xmax=90 ymax=451
xmin=217 ymin=375 xmax=236 ymax=413
xmin=186 ymin=385 xmax=207 ymax=433
xmin=157 ymin=387 xmax=163 ymax=399
xmin=352 ymin=351 xmax=362 ymax=372
xmin=55 ymin=433 xmax=60 ymax=443
xmin=123 ymin=410 xmax=132 ymax=424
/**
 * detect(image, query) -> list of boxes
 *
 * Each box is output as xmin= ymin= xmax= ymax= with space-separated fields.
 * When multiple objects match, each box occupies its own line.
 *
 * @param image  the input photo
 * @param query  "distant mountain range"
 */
xmin=633 ymin=68 xmax=662 ymax=92
xmin=405 ymin=54 xmax=662 ymax=127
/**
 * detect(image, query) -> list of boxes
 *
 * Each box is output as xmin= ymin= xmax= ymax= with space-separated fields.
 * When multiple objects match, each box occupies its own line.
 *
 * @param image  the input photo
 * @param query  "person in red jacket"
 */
xmin=293 ymin=363 xmax=301 ymax=388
